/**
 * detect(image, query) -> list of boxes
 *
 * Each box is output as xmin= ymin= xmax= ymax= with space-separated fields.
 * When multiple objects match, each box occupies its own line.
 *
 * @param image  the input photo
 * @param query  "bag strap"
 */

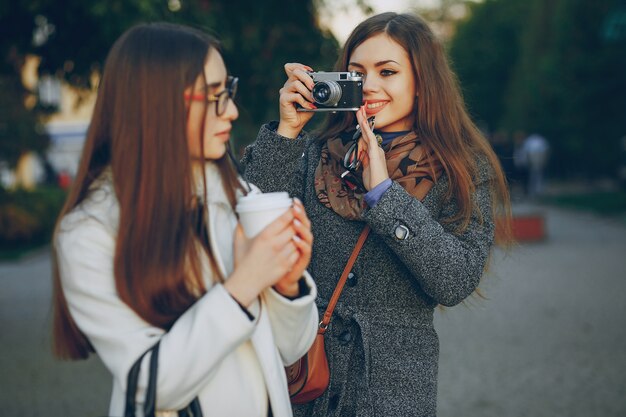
xmin=144 ymin=341 xmax=160 ymax=416
xmin=318 ymin=225 xmax=370 ymax=334
xmin=125 ymin=343 xmax=155 ymax=417
xmin=124 ymin=340 xmax=203 ymax=417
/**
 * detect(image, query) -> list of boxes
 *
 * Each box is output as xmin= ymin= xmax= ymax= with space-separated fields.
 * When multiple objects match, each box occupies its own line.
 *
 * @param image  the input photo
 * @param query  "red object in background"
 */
xmin=511 ymin=214 xmax=546 ymax=242
xmin=58 ymin=171 xmax=72 ymax=190
xmin=496 ymin=212 xmax=547 ymax=243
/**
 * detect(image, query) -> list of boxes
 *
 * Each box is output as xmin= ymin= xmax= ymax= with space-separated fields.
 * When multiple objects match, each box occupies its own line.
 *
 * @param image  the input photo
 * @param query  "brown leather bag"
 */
xmin=285 ymin=226 xmax=370 ymax=404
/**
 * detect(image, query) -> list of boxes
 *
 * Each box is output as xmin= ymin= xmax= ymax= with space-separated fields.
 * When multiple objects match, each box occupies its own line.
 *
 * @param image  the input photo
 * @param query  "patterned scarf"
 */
xmin=314 ymin=131 xmax=442 ymax=220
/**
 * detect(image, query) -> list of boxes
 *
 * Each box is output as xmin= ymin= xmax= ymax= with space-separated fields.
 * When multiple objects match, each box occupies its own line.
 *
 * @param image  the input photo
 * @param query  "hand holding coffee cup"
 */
xmin=229 ymin=192 xmax=313 ymax=301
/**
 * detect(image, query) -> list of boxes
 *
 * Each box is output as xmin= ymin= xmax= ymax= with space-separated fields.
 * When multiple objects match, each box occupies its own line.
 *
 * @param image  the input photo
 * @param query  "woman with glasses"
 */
xmin=243 ymin=12 xmax=512 ymax=417
xmin=51 ymin=23 xmax=317 ymax=417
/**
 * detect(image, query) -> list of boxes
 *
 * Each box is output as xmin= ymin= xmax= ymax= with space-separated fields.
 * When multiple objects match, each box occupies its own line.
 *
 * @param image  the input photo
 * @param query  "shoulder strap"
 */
xmin=125 ymin=342 xmax=158 ymax=417
xmin=124 ymin=340 xmax=203 ymax=417
xmin=319 ymin=225 xmax=370 ymax=334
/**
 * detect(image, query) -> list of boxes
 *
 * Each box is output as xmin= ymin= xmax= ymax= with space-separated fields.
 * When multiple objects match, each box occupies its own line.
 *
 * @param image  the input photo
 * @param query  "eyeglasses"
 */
xmin=340 ymin=169 xmax=366 ymax=192
xmin=342 ymin=116 xmax=375 ymax=172
xmin=184 ymin=76 xmax=238 ymax=116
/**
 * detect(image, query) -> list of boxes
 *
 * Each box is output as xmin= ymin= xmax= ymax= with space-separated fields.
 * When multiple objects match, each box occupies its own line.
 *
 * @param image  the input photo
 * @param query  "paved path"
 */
xmin=0 ymin=249 xmax=109 ymax=417
xmin=436 ymin=203 xmax=626 ymax=416
xmin=1 ymin=203 xmax=625 ymax=416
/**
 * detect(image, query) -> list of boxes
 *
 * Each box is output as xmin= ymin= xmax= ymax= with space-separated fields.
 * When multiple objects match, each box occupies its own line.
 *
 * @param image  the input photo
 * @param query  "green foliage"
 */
xmin=0 ymin=75 xmax=49 ymax=167
xmin=541 ymin=191 xmax=626 ymax=216
xmin=203 ymin=1 xmax=339 ymax=148
xmin=0 ymin=0 xmax=339 ymax=156
xmin=449 ymin=0 xmax=529 ymax=131
xmin=0 ymin=186 xmax=67 ymax=256
xmin=1 ymin=0 xmax=216 ymax=86
xmin=450 ymin=0 xmax=626 ymax=178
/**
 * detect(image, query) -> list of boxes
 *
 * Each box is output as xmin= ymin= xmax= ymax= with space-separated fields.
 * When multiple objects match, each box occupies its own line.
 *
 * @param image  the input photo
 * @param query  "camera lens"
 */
xmin=312 ymin=81 xmax=342 ymax=106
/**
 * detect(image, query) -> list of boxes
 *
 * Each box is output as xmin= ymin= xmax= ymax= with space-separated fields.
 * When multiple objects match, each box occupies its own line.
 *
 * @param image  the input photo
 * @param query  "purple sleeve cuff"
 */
xmin=364 ymin=178 xmax=393 ymax=208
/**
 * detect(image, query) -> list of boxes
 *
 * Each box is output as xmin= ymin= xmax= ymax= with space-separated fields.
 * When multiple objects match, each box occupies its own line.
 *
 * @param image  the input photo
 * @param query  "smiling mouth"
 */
xmin=364 ymin=101 xmax=388 ymax=115
xmin=365 ymin=101 xmax=387 ymax=110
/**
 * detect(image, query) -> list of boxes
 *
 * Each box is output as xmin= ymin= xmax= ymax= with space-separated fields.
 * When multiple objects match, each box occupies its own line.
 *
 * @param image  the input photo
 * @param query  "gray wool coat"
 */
xmin=242 ymin=123 xmax=496 ymax=417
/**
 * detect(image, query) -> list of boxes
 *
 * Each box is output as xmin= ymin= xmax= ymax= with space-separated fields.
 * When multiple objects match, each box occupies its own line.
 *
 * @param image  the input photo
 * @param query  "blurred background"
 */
xmin=1 ymin=0 xmax=625 ymax=416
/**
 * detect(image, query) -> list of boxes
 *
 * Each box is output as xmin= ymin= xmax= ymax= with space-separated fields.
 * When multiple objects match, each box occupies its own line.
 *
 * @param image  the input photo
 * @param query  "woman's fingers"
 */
xmin=261 ymin=209 xmax=294 ymax=236
xmin=280 ymin=78 xmax=314 ymax=98
xmin=354 ymin=105 xmax=389 ymax=190
xmin=284 ymin=64 xmax=315 ymax=88
xmin=278 ymin=239 xmax=299 ymax=263
xmin=291 ymin=80 xmax=315 ymax=103
xmin=355 ymin=107 xmax=377 ymax=149
xmin=280 ymin=91 xmax=315 ymax=111
xmin=278 ymin=63 xmax=317 ymax=137
xmin=292 ymin=199 xmax=313 ymax=247
xmin=292 ymin=232 xmax=312 ymax=256
xmin=284 ymin=63 xmax=312 ymax=75
xmin=285 ymin=63 xmax=313 ymax=77
xmin=292 ymin=198 xmax=311 ymax=228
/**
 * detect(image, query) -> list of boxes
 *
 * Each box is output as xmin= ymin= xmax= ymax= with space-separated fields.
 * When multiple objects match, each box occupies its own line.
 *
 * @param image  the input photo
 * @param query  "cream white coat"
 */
xmin=55 ymin=163 xmax=318 ymax=417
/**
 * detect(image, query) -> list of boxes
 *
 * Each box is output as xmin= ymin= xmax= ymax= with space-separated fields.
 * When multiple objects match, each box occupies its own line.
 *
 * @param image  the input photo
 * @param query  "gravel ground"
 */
xmin=1 ymin=202 xmax=625 ymax=416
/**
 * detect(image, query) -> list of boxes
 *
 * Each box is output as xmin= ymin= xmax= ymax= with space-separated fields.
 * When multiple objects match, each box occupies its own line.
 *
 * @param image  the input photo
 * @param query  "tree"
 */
xmin=505 ymin=0 xmax=626 ymax=176
xmin=547 ymin=0 xmax=626 ymax=176
xmin=449 ymin=0 xmax=626 ymax=177
xmin=1 ymin=0 xmax=198 ymax=169
xmin=449 ymin=0 xmax=529 ymax=134
xmin=0 ymin=0 xmax=339 ymax=164
xmin=198 ymin=0 xmax=339 ymax=148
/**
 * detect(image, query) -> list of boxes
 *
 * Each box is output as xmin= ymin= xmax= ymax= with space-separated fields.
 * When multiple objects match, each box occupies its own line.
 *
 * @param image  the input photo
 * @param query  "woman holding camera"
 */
xmin=51 ymin=23 xmax=317 ymax=417
xmin=243 ymin=12 xmax=512 ymax=417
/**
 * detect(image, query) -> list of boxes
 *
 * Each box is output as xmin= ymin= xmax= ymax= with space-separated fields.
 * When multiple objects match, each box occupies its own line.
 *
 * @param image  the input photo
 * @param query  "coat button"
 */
xmin=338 ymin=331 xmax=352 ymax=344
xmin=347 ymin=272 xmax=358 ymax=287
xmin=394 ymin=224 xmax=410 ymax=240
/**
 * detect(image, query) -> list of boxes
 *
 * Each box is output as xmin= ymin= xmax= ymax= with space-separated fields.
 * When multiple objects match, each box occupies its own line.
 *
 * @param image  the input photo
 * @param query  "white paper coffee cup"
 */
xmin=236 ymin=191 xmax=293 ymax=238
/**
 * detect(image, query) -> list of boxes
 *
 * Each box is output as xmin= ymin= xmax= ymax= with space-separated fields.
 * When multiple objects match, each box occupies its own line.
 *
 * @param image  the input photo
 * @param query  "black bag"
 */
xmin=123 ymin=341 xmax=203 ymax=417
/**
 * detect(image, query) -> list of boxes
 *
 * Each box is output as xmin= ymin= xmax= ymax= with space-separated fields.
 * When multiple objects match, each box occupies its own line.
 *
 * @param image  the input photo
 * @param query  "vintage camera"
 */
xmin=298 ymin=71 xmax=363 ymax=112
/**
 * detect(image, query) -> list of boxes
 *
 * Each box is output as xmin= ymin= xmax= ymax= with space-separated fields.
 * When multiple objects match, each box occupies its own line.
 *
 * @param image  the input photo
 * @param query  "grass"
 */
xmin=540 ymin=190 xmax=626 ymax=216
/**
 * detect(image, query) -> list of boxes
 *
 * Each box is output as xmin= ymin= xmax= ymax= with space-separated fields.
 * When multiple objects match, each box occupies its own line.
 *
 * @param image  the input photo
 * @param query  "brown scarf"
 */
xmin=314 ymin=131 xmax=442 ymax=220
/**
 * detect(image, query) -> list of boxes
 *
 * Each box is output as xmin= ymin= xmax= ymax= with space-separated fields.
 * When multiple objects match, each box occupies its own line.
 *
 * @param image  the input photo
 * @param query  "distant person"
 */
xmin=243 ymin=12 xmax=513 ymax=417
xmin=522 ymin=133 xmax=550 ymax=197
xmin=51 ymin=23 xmax=318 ymax=417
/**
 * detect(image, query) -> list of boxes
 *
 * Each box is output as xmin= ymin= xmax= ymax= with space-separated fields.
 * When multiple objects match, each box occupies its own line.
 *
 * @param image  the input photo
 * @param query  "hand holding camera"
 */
xmin=277 ymin=63 xmax=364 ymax=139
xmin=298 ymin=71 xmax=363 ymax=112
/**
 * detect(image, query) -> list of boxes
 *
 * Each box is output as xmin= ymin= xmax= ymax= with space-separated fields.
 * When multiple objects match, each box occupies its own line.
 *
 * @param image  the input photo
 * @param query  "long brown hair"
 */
xmin=317 ymin=12 xmax=512 ymax=239
xmin=52 ymin=23 xmax=243 ymax=359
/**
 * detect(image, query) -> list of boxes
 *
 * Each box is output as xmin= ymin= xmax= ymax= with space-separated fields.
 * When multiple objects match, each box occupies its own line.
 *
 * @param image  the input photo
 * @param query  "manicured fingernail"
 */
xmin=292 ymin=235 xmax=302 ymax=242
xmin=294 ymin=219 xmax=302 ymax=227
xmin=293 ymin=203 xmax=302 ymax=212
